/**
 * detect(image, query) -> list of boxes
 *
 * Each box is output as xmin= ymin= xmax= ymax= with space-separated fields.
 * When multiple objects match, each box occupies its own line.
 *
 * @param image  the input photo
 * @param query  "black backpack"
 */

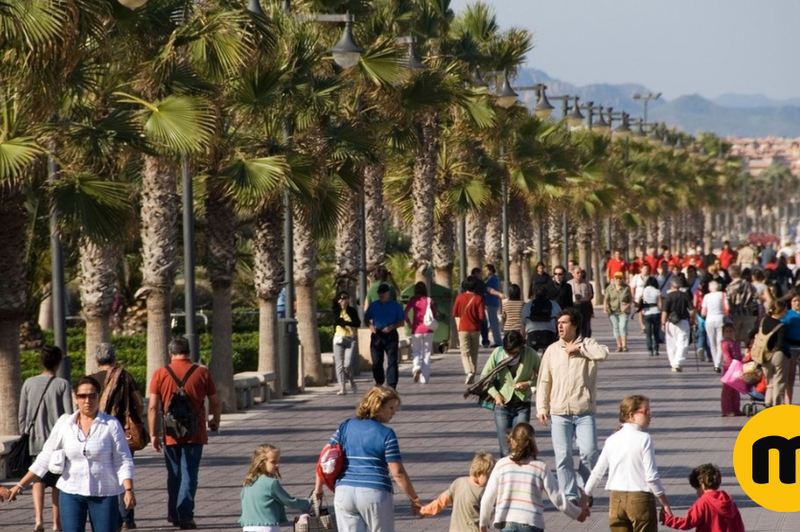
xmin=162 ymin=365 xmax=199 ymax=439
xmin=529 ymin=297 xmax=553 ymax=322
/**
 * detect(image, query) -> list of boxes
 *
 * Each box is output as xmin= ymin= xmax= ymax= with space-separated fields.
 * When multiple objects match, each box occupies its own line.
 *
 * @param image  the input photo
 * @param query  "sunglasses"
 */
xmin=634 ymin=408 xmax=651 ymax=416
xmin=554 ymin=272 xmax=564 ymax=276
xmin=76 ymin=393 xmax=99 ymax=401
xmin=339 ymin=295 xmax=349 ymax=300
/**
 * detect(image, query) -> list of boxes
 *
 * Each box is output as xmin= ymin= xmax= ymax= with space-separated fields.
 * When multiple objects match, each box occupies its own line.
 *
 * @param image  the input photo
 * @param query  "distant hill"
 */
xmin=515 ymin=68 xmax=800 ymax=137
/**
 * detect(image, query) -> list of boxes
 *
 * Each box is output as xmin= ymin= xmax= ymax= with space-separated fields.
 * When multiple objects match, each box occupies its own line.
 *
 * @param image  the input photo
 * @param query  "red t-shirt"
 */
xmin=630 ymin=258 xmax=643 ymax=275
xmin=606 ymin=258 xmax=628 ymax=280
xmin=150 ymin=359 xmax=217 ymax=445
xmin=453 ymin=292 xmax=485 ymax=332
xmin=719 ymin=249 xmax=737 ymax=269
xmin=644 ymin=255 xmax=661 ymax=273
xmin=666 ymin=257 xmax=682 ymax=269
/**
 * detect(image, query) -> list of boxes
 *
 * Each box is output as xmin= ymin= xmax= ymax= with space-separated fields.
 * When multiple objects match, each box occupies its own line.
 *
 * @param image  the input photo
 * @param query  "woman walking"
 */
xmin=404 ymin=282 xmax=437 ymax=384
xmin=332 ymin=291 xmax=361 ymax=395
xmin=10 ymin=376 xmax=135 ymax=532
xmin=18 ymin=345 xmax=73 ymax=532
xmin=701 ymin=281 xmax=728 ymax=373
xmin=638 ymin=277 xmax=663 ymax=356
xmin=604 ymin=272 xmax=632 ymax=352
xmin=501 ymin=284 xmax=525 ymax=337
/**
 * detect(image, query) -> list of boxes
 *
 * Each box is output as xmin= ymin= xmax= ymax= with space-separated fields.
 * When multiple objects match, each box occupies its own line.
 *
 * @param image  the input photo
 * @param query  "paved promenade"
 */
xmin=1 ymin=314 xmax=791 ymax=531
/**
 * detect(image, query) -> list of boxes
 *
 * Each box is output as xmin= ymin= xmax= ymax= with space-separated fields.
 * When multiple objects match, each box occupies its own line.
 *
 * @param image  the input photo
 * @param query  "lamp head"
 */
xmin=118 ymin=0 xmax=148 ymax=9
xmin=495 ymin=74 xmax=518 ymax=109
xmin=534 ymin=85 xmax=554 ymax=119
xmin=566 ymin=98 xmax=585 ymax=127
xmin=330 ymin=22 xmax=363 ymax=69
xmin=592 ymin=108 xmax=609 ymax=134
xmin=246 ymin=0 xmax=265 ymax=16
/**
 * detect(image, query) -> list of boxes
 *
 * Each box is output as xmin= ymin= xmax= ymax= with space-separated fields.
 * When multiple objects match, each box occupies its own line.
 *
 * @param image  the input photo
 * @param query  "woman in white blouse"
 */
xmin=9 ymin=376 xmax=135 ymax=532
xmin=701 ymin=281 xmax=728 ymax=373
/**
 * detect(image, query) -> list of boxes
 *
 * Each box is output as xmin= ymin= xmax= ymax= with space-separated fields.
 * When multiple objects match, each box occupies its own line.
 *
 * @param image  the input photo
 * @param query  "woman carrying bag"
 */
xmin=331 ymin=291 xmax=361 ymax=396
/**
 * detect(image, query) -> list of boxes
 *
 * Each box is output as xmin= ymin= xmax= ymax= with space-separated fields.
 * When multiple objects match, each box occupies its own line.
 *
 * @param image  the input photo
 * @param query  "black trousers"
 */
xmin=578 ymin=302 xmax=593 ymax=338
xmin=370 ymin=331 xmax=399 ymax=388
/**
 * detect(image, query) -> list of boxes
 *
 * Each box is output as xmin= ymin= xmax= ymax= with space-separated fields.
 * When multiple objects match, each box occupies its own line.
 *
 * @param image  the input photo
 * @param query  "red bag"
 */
xmin=316 ymin=443 xmax=344 ymax=492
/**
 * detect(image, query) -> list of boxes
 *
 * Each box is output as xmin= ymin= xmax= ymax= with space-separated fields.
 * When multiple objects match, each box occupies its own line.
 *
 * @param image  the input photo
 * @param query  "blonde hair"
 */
xmin=469 ymin=452 xmax=496 ymax=477
xmin=243 ymin=444 xmax=281 ymax=486
xmin=507 ymin=423 xmax=538 ymax=463
xmin=619 ymin=394 xmax=650 ymax=423
xmin=355 ymin=386 xmax=401 ymax=420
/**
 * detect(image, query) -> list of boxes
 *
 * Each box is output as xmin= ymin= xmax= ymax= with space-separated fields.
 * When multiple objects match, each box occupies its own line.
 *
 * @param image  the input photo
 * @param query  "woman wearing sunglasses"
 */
xmin=332 ymin=291 xmax=361 ymax=395
xmin=10 ymin=375 xmax=135 ymax=532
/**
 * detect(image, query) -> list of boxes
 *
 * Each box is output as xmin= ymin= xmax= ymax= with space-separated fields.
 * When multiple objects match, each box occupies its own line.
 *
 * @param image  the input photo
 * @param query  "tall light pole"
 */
xmin=632 ymin=92 xmax=661 ymax=124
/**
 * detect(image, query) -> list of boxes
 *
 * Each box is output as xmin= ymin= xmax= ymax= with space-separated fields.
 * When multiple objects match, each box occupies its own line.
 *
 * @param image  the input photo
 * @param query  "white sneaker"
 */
xmin=413 ymin=368 xmax=421 ymax=383
xmin=465 ymin=372 xmax=475 ymax=385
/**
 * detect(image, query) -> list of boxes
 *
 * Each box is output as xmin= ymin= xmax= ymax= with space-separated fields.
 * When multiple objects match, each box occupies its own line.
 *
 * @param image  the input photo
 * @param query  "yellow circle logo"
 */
xmin=734 ymin=404 xmax=800 ymax=512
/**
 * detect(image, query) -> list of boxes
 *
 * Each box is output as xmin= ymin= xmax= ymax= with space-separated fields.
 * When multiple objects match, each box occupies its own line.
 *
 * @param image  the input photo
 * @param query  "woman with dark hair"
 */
xmin=531 ymin=262 xmax=552 ymax=294
xmin=314 ymin=386 xmax=420 ymax=531
xmin=332 ymin=291 xmax=361 ymax=395
xmin=479 ymin=423 xmax=586 ymax=531
xmin=479 ymin=331 xmax=541 ymax=457
xmin=501 ymin=284 xmax=525 ymax=337
xmin=694 ymin=273 xmax=713 ymax=362
xmin=404 ymin=282 xmax=438 ymax=384
xmin=17 ymin=345 xmax=73 ymax=532
xmin=10 ymin=376 xmax=135 ymax=532
xmin=639 ymin=276 xmax=663 ymax=357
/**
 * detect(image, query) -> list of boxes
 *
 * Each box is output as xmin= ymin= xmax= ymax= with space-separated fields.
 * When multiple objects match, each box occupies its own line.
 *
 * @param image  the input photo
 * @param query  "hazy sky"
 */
xmin=448 ymin=0 xmax=799 ymax=101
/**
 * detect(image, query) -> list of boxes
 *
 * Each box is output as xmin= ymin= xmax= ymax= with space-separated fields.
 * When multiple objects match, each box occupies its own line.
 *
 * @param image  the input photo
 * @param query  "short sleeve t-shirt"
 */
xmin=446 ymin=476 xmax=484 ymax=532
xmin=664 ymin=291 xmax=693 ymax=321
xmin=332 ymin=418 xmax=401 ymax=493
xmin=701 ymin=292 xmax=726 ymax=320
xmin=150 ymin=358 xmax=217 ymax=445
xmin=484 ymin=275 xmax=501 ymax=307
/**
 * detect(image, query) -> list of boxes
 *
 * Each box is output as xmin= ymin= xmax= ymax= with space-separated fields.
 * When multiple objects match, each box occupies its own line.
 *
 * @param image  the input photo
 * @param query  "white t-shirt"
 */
xmin=701 ymin=291 xmax=726 ymax=321
xmin=631 ymin=274 xmax=649 ymax=302
xmin=641 ymin=286 xmax=661 ymax=316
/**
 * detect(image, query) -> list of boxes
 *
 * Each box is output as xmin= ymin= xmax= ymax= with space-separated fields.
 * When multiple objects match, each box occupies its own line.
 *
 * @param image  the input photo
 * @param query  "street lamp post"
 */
xmin=632 ymin=92 xmax=661 ymax=124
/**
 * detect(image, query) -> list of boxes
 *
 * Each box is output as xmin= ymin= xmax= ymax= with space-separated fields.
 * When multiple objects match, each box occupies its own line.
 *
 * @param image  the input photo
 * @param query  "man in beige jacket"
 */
xmin=536 ymin=307 xmax=609 ymax=503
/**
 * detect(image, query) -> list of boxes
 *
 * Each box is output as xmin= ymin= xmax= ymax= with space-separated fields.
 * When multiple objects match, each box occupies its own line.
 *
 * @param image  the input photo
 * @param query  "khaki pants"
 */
xmin=764 ymin=350 xmax=789 ymax=406
xmin=458 ymin=331 xmax=480 ymax=375
xmin=608 ymin=491 xmax=657 ymax=532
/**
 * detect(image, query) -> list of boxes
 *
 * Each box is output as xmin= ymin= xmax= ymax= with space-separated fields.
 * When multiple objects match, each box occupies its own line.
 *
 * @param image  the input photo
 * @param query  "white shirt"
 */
xmin=631 ymin=274 xmax=649 ymax=302
xmin=30 ymin=411 xmax=134 ymax=497
xmin=584 ymin=423 xmax=665 ymax=497
xmin=701 ymin=291 xmax=726 ymax=321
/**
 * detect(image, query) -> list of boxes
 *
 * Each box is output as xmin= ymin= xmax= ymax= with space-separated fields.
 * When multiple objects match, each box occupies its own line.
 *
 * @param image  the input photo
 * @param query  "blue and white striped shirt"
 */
xmin=330 ymin=418 xmax=401 ymax=493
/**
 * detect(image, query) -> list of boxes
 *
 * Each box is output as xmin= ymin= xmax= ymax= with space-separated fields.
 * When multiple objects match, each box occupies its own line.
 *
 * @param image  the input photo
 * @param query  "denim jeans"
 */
xmin=370 ymin=331 xmax=399 ymax=388
xmin=164 ymin=443 xmax=204 ymax=523
xmin=494 ymin=401 xmax=532 ymax=456
xmin=59 ymin=491 xmax=118 ymax=532
xmin=609 ymin=312 xmax=628 ymax=339
xmin=334 ymin=485 xmax=395 ymax=532
xmin=643 ymin=313 xmax=661 ymax=353
xmin=501 ymin=524 xmax=543 ymax=532
xmin=696 ymin=316 xmax=709 ymax=357
xmin=486 ymin=305 xmax=502 ymax=345
xmin=333 ymin=335 xmax=356 ymax=389
xmin=550 ymin=413 xmax=598 ymax=500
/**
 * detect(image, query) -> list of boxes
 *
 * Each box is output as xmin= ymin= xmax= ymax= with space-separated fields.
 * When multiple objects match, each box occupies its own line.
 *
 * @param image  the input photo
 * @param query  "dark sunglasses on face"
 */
xmin=76 ymin=393 xmax=98 ymax=401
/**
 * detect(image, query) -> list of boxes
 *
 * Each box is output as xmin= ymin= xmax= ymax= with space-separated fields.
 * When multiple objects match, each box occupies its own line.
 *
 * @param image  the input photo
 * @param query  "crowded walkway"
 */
xmin=0 ymin=316 xmax=787 ymax=531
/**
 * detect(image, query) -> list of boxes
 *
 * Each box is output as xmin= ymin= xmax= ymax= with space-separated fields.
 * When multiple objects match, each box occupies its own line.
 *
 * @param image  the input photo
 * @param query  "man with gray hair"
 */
xmin=90 ymin=342 xmax=145 ymax=530
xmin=661 ymin=276 xmax=695 ymax=372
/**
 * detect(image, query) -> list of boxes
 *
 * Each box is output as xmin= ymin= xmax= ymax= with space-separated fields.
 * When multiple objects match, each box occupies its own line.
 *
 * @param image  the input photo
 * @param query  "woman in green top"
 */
xmin=604 ymin=272 xmax=633 ymax=352
xmin=480 ymin=331 xmax=541 ymax=456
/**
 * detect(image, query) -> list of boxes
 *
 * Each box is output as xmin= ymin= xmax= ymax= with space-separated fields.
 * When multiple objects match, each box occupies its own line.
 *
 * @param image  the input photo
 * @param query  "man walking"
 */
xmin=453 ymin=276 xmax=486 ymax=384
xmin=364 ymin=283 xmax=405 ymax=388
xmin=549 ymin=265 xmax=574 ymax=311
xmin=149 ymin=337 xmax=221 ymax=530
xmin=662 ymin=277 xmax=695 ymax=372
xmin=536 ymin=307 xmax=609 ymax=504
xmin=483 ymin=264 xmax=506 ymax=347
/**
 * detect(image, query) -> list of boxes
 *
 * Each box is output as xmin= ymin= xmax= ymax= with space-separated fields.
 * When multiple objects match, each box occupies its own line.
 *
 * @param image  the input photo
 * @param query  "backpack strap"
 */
xmin=28 ymin=376 xmax=56 ymax=433
xmin=165 ymin=364 xmax=199 ymax=390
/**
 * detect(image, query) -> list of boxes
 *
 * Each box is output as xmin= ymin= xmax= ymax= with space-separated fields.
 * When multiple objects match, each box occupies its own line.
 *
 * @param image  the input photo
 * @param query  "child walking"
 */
xmin=420 ymin=452 xmax=496 ymax=532
xmin=720 ymin=323 xmax=744 ymax=416
xmin=661 ymin=463 xmax=745 ymax=532
xmin=479 ymin=423 xmax=588 ymax=532
xmin=583 ymin=395 xmax=673 ymax=532
xmin=239 ymin=444 xmax=313 ymax=532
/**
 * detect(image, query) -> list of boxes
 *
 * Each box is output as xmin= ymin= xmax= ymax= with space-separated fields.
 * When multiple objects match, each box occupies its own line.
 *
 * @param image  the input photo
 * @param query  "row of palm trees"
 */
xmin=0 ymin=0 xmax=788 ymax=433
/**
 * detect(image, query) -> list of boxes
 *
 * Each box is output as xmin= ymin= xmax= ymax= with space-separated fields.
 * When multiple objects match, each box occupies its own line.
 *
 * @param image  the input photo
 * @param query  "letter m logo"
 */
xmin=752 ymin=435 xmax=800 ymax=484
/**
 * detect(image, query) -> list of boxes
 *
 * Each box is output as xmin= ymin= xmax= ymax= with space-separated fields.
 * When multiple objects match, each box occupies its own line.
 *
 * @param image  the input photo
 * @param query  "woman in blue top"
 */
xmin=315 ymin=386 xmax=421 ymax=531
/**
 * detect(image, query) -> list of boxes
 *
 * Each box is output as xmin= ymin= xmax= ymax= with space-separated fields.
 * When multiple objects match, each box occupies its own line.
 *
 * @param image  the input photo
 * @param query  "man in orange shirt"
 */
xmin=453 ymin=276 xmax=486 ymax=385
xmin=718 ymin=240 xmax=737 ymax=270
xmin=606 ymin=249 xmax=628 ymax=283
xmin=149 ymin=338 xmax=221 ymax=530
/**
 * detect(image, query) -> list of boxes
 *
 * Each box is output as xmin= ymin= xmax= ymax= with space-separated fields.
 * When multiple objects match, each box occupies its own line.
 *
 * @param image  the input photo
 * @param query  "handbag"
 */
xmin=464 ymin=349 xmax=515 ymax=411
xmin=102 ymin=367 xmax=147 ymax=452
xmin=294 ymin=495 xmax=337 ymax=532
xmin=720 ymin=359 xmax=750 ymax=395
xmin=316 ymin=420 xmax=348 ymax=492
xmin=8 ymin=376 xmax=56 ymax=478
xmin=423 ymin=297 xmax=439 ymax=331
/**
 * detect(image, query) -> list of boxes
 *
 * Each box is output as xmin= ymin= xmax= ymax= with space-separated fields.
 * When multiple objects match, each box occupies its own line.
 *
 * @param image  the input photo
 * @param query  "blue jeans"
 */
xmin=696 ymin=316 xmax=710 ymax=359
xmin=609 ymin=312 xmax=628 ymax=339
xmin=59 ymin=491 xmax=118 ymax=532
xmin=643 ymin=313 xmax=661 ymax=353
xmin=494 ymin=401 xmax=531 ymax=457
xmin=334 ymin=485 xmax=395 ymax=532
xmin=550 ymin=413 xmax=598 ymax=501
xmin=486 ymin=305 xmax=502 ymax=345
xmin=501 ymin=524 xmax=543 ymax=532
xmin=164 ymin=443 xmax=203 ymax=522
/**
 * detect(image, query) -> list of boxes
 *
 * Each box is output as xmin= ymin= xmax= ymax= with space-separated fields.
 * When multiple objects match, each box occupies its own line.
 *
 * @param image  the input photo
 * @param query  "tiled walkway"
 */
xmin=1 ymin=314 xmax=789 ymax=530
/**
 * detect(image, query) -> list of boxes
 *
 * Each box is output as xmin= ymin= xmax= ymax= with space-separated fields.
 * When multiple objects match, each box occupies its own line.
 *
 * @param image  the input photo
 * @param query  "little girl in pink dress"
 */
xmin=720 ymin=323 xmax=744 ymax=416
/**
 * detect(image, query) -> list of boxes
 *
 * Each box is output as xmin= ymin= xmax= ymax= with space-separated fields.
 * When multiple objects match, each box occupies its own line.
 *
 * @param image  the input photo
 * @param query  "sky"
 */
xmin=448 ymin=0 xmax=800 ymax=102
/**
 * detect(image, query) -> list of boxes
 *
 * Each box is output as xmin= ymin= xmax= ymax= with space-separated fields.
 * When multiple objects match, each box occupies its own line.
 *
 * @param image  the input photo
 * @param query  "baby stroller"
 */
xmin=722 ymin=356 xmax=764 ymax=416
xmin=743 ymin=388 xmax=765 ymax=417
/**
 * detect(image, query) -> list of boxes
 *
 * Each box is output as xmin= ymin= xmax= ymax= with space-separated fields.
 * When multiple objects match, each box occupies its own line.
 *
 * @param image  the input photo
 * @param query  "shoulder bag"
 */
xmin=7 ymin=376 xmax=56 ymax=478
xmin=423 ymin=297 xmax=439 ymax=331
xmin=464 ymin=349 xmax=516 ymax=410
xmin=316 ymin=420 xmax=349 ymax=492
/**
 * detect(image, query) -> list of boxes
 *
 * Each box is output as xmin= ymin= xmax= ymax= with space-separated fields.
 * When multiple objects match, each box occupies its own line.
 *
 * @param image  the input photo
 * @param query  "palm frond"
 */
xmin=50 ymin=173 xmax=133 ymax=244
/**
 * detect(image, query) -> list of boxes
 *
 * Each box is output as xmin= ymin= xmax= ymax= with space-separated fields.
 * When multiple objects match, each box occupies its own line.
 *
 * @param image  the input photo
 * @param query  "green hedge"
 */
xmin=22 ymin=326 xmax=335 ymax=393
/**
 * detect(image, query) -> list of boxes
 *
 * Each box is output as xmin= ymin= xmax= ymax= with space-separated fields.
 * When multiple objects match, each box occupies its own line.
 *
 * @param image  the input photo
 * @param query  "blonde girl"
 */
xmin=239 ymin=444 xmax=312 ymax=532
xmin=584 ymin=395 xmax=673 ymax=532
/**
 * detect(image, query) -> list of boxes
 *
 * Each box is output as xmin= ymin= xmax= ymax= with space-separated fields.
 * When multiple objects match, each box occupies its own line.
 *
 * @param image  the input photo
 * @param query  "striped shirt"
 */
xmin=479 ymin=457 xmax=581 ymax=529
xmin=330 ymin=418 xmax=401 ymax=493
xmin=501 ymin=300 xmax=525 ymax=332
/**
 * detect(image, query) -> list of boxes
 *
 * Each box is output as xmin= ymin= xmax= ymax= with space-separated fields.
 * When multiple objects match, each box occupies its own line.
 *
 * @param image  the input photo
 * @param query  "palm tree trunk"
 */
xmin=484 ymin=208 xmax=502 ymax=265
xmin=141 ymin=155 xmax=179 ymax=387
xmin=410 ymin=111 xmax=440 ymax=285
xmin=293 ymin=210 xmax=324 ymax=387
xmin=364 ymin=161 xmax=387 ymax=277
xmin=335 ymin=189 xmax=360 ymax=296
xmin=578 ymin=219 xmax=592 ymax=276
xmin=703 ymin=208 xmax=714 ymax=254
xmin=433 ymin=212 xmax=455 ymax=289
xmin=466 ymin=211 xmax=484 ymax=272
xmin=0 ymin=189 xmax=27 ymax=435
xmin=548 ymin=205 xmax=562 ymax=271
xmin=205 ymin=190 xmax=237 ymax=413
xmin=79 ymin=238 xmax=119 ymax=375
xmin=38 ymin=294 xmax=53 ymax=331
xmin=254 ymin=199 xmax=284 ymax=398
xmin=508 ymin=196 xmax=528 ymax=289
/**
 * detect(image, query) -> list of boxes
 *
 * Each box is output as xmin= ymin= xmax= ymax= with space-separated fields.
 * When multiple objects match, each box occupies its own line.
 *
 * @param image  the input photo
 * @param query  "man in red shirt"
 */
xmin=606 ymin=249 xmax=628 ymax=283
xmin=452 ymin=275 xmax=486 ymax=385
xmin=644 ymin=246 xmax=661 ymax=273
xmin=149 ymin=338 xmax=221 ymax=530
xmin=663 ymin=249 xmax=682 ymax=270
xmin=718 ymin=240 xmax=737 ymax=270
xmin=629 ymin=249 xmax=646 ymax=277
